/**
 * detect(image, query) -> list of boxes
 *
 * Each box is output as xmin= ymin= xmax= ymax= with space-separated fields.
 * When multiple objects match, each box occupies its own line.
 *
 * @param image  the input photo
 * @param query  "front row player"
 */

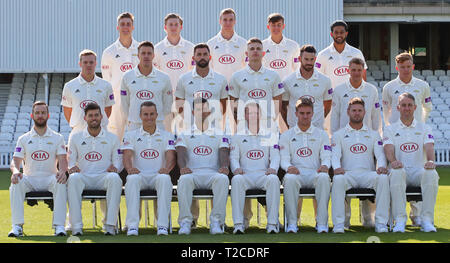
xmin=176 ymin=98 xmax=230 ymax=235
xmin=122 ymin=101 xmax=176 ymax=236
xmin=67 ymin=103 xmax=123 ymax=236
xmin=384 ymin=92 xmax=439 ymax=233
xmin=9 ymin=101 xmax=68 ymax=237
xmin=331 ymin=97 xmax=390 ymax=233
xmin=280 ymin=98 xmax=331 ymax=233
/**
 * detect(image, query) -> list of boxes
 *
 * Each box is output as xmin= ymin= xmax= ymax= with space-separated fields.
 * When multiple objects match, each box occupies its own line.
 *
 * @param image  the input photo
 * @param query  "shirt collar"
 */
xmin=83 ymin=127 xmax=106 ymax=138
xmin=216 ymin=31 xmax=239 ymax=43
xmin=345 ymin=123 xmax=369 ymax=132
xmin=329 ymin=42 xmax=349 ymax=54
xmin=294 ymin=125 xmax=314 ymax=134
xmin=30 ymin=127 xmax=53 ymax=137
xmin=140 ymin=126 xmax=161 ymax=136
xmin=192 ymin=68 xmax=214 ymax=79
xmin=396 ymin=76 xmax=416 ymax=86
xmin=296 ymin=69 xmax=319 ymax=81
xmin=399 ymin=118 xmax=417 ymax=128
xmin=134 ymin=66 xmax=156 ymax=78
xmin=245 ymin=65 xmax=266 ymax=75
xmin=115 ymin=38 xmax=139 ymax=50
xmin=163 ymin=36 xmax=186 ymax=47
xmin=78 ymin=74 xmax=98 ymax=85
xmin=347 ymin=79 xmax=366 ymax=91
xmin=266 ymin=35 xmax=287 ymax=46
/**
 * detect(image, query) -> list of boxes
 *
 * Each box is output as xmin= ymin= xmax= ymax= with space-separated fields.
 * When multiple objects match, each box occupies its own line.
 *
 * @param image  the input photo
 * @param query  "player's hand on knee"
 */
xmin=317 ymin=165 xmax=329 ymax=173
xmin=68 ymin=166 xmax=80 ymax=174
xmin=158 ymin=167 xmax=170 ymax=174
xmin=127 ymin=167 xmax=140 ymax=175
xmin=287 ymin=166 xmax=300 ymax=175
xmin=218 ymin=166 xmax=229 ymax=175
xmin=424 ymin=160 xmax=435 ymax=170
xmin=334 ymin=168 xmax=345 ymax=175
xmin=265 ymin=168 xmax=277 ymax=175
xmin=391 ymin=161 xmax=403 ymax=169
xmin=233 ymin=168 xmax=244 ymax=175
xmin=56 ymin=170 xmax=68 ymax=184
xmin=180 ymin=167 xmax=192 ymax=175
xmin=376 ymin=167 xmax=388 ymax=175
xmin=107 ymin=165 xmax=118 ymax=173
xmin=11 ymin=173 xmax=22 ymax=184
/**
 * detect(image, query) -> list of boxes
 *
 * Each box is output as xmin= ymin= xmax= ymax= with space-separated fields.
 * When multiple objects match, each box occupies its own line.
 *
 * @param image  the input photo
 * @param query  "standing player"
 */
xmin=122 ymin=101 xmax=176 ymax=236
xmin=331 ymin=58 xmax=381 ymax=134
xmin=383 ymin=93 xmax=439 ymax=233
xmin=230 ymin=102 xmax=281 ymax=234
xmin=382 ymin=53 xmax=433 ymax=226
xmin=176 ymin=98 xmax=230 ymax=235
xmin=280 ymin=98 xmax=331 ymax=233
xmin=102 ymin=12 xmax=140 ymax=140
xmin=262 ymin=13 xmax=300 ymax=83
xmin=67 ymin=103 xmax=123 ymax=236
xmin=121 ymin=41 xmax=173 ymax=131
xmin=9 ymin=101 xmax=68 ymax=237
xmin=331 ymin=98 xmax=390 ymax=233
xmin=62 ymin=50 xmax=115 ymax=135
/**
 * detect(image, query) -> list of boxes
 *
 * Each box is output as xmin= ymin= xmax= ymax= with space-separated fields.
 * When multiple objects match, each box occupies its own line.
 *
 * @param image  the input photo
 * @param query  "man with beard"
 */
xmin=9 ymin=101 xmax=68 ymax=237
xmin=330 ymin=98 xmax=390 ymax=233
xmin=67 ymin=103 xmax=122 ymax=236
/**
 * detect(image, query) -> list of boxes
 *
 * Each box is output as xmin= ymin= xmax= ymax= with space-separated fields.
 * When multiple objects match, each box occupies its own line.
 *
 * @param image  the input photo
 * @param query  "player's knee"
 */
xmin=332 ymin=174 xmax=345 ymax=188
xmin=125 ymin=173 xmax=140 ymax=185
xmin=377 ymin=173 xmax=390 ymax=186
xmin=178 ymin=173 xmax=194 ymax=186
xmin=158 ymin=173 xmax=173 ymax=185
xmin=317 ymin=172 xmax=331 ymax=185
xmin=107 ymin=172 xmax=122 ymax=185
xmin=422 ymin=169 xmax=439 ymax=185
xmin=231 ymin=174 xmax=244 ymax=185
xmin=216 ymin=173 xmax=230 ymax=185
xmin=389 ymin=168 xmax=405 ymax=185
xmin=67 ymin=172 xmax=82 ymax=185
xmin=267 ymin=174 xmax=280 ymax=186
xmin=283 ymin=173 xmax=297 ymax=185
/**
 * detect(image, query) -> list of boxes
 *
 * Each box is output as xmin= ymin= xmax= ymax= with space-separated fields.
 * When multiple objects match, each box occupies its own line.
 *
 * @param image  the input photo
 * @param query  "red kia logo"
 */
xmin=31 ymin=150 xmax=49 ymax=161
xmin=334 ymin=66 xmax=349 ymax=76
xmin=167 ymin=60 xmax=184 ymax=70
xmin=350 ymin=143 xmax=367 ymax=154
xmin=140 ymin=149 xmax=159 ymax=159
xmin=300 ymin=95 xmax=315 ymax=103
xmin=193 ymin=145 xmax=212 ymax=156
xmin=120 ymin=63 xmax=133 ymax=72
xmin=218 ymin=55 xmax=236 ymax=64
xmin=136 ymin=90 xmax=154 ymax=100
xmin=80 ymin=100 xmax=97 ymax=109
xmin=270 ymin=59 xmax=287 ymax=69
xmin=400 ymin=142 xmax=419 ymax=153
xmin=296 ymin=147 xmax=312 ymax=157
xmin=85 ymin=151 xmax=102 ymax=162
xmin=193 ymin=90 xmax=212 ymax=99
xmin=248 ymin=89 xmax=267 ymax=99
xmin=247 ymin=150 xmax=264 ymax=160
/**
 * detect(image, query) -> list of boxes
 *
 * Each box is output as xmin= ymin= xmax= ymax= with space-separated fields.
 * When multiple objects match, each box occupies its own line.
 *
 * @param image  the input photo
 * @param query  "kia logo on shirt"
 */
xmin=85 ymin=151 xmax=102 ymax=162
xmin=300 ymin=95 xmax=316 ymax=103
xmin=193 ymin=145 xmax=212 ymax=156
xmin=120 ymin=63 xmax=133 ymax=72
xmin=248 ymin=89 xmax=267 ymax=99
xmin=79 ymin=100 xmax=97 ymax=109
xmin=218 ymin=55 xmax=236 ymax=64
xmin=136 ymin=90 xmax=154 ymax=100
xmin=31 ymin=150 xmax=49 ymax=161
xmin=400 ymin=142 xmax=419 ymax=153
xmin=167 ymin=60 xmax=184 ymax=70
xmin=350 ymin=143 xmax=367 ymax=154
xmin=296 ymin=147 xmax=312 ymax=157
xmin=247 ymin=150 xmax=264 ymax=160
xmin=334 ymin=66 xmax=349 ymax=76
xmin=270 ymin=59 xmax=287 ymax=69
xmin=193 ymin=90 xmax=212 ymax=99
xmin=140 ymin=149 xmax=160 ymax=159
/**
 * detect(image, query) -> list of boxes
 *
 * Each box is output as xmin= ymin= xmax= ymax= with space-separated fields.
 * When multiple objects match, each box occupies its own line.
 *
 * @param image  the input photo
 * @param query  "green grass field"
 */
xmin=1 ymin=168 xmax=449 ymax=243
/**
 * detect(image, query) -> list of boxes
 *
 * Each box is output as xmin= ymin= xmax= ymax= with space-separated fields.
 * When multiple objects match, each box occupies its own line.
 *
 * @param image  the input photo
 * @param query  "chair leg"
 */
xmin=206 ymin=200 xmax=210 ymax=226
xmin=144 ymin=200 xmax=149 ymax=228
xmin=117 ymin=208 xmax=122 ymax=234
xmin=257 ymin=200 xmax=261 ymax=226
xmin=92 ymin=200 xmax=97 ymax=228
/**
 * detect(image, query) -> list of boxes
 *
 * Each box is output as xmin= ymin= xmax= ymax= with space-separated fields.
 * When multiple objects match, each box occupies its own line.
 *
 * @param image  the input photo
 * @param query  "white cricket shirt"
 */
xmin=262 ymin=36 xmax=300 ymax=81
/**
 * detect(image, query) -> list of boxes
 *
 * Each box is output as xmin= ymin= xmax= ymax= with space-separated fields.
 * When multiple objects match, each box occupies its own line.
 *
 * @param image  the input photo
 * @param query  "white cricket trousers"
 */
xmin=67 ymin=172 xmax=122 ymax=229
xmin=283 ymin=170 xmax=331 ymax=227
xmin=177 ymin=171 xmax=229 ymax=225
xmin=10 ymin=175 xmax=67 ymax=227
xmin=331 ymin=170 xmax=390 ymax=226
xmin=231 ymin=172 xmax=280 ymax=226
xmin=125 ymin=173 xmax=173 ymax=229
xmin=390 ymin=167 xmax=439 ymax=224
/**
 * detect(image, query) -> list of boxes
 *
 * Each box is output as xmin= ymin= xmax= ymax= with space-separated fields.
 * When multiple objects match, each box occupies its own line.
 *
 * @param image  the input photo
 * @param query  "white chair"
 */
xmin=16 ymin=119 xmax=30 ymax=126
xmin=366 ymin=76 xmax=375 ymax=82
xmin=19 ymin=106 xmax=33 ymax=113
xmin=15 ymin=125 xmax=29 ymax=133
xmin=435 ymin=104 xmax=449 ymax=112
xmin=434 ymin=70 xmax=446 ymax=77
xmin=413 ymin=70 xmax=421 ymax=76
xmin=440 ymin=92 xmax=450 ymax=99
xmin=0 ymin=133 xmax=13 ymax=142
xmin=429 ymin=111 xmax=441 ymax=118
xmin=426 ymin=76 xmax=438 ymax=82
xmin=366 ymin=60 xmax=376 ymax=66
xmin=7 ymin=100 xmax=20 ymax=107
xmin=415 ymin=75 xmax=425 ymax=80
xmin=8 ymin=93 xmax=21 ymax=100
xmin=434 ymin=131 xmax=444 ymax=140
xmin=368 ymin=81 xmax=378 ymax=88
xmin=11 ymin=82 xmax=23 ymax=89
xmin=18 ymin=112 xmax=31 ymax=120
xmin=48 ymin=106 xmax=61 ymax=113
xmin=384 ymin=71 xmax=391 ymax=80
xmin=35 ymin=94 xmax=45 ymax=101
xmin=445 ymin=98 xmax=450 ymax=105
xmin=380 ymin=65 xmax=390 ymax=72
xmin=379 ymin=81 xmax=389 ymax=88
xmin=441 ymin=110 xmax=450 ymax=118
xmin=49 ymin=99 xmax=61 ymax=106
xmin=372 ymin=70 xmax=384 ymax=80
xmin=368 ymin=65 xmax=380 ymax=71
xmin=21 ymin=99 xmax=34 ymax=107
xmin=47 ymin=119 xmax=59 ymax=126
xmin=439 ymin=76 xmax=450 ymax=82
xmin=433 ymin=86 xmax=447 ymax=93
xmin=14 ymin=132 xmax=24 ymax=141
xmin=1 ymin=126 xmax=14 ymax=133
xmin=22 ymin=94 xmax=35 ymax=101
xmin=432 ymin=117 xmax=445 ymax=124
xmin=2 ymin=113 xmax=17 ymax=121
xmin=24 ymin=82 xmax=36 ymax=89
xmin=444 ymin=131 xmax=450 ymax=140
xmin=422 ymin=70 xmax=433 ymax=77
xmin=5 ymin=106 xmax=19 ymax=113
xmin=60 ymin=126 xmax=72 ymax=133
xmin=433 ymin=97 xmax=444 ymax=105
xmin=48 ymin=124 xmax=59 ymax=132
xmin=376 ymin=60 xmax=387 ymax=66
xmin=430 ymin=80 xmax=442 ymax=88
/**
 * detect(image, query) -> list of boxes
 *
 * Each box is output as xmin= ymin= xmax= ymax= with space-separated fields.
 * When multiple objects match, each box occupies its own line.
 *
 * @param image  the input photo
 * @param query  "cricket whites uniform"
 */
xmin=382 ymin=76 xmax=432 ymax=125
xmin=102 ymin=38 xmax=140 ymax=140
xmin=154 ymin=36 xmax=195 ymax=91
xmin=120 ymin=66 xmax=173 ymax=131
xmin=229 ymin=65 xmax=285 ymax=132
xmin=330 ymin=124 xmax=390 ymax=229
xmin=230 ymin=129 xmax=281 ymax=227
xmin=383 ymin=119 xmax=439 ymax=226
xmin=61 ymin=75 xmax=115 ymax=134
xmin=10 ymin=128 xmax=67 ymax=227
xmin=280 ymin=125 xmax=332 ymax=228
xmin=282 ymin=69 xmax=333 ymax=129
xmin=262 ymin=36 xmax=300 ymax=82
xmin=331 ymin=80 xmax=381 ymax=133
xmin=122 ymin=127 xmax=175 ymax=230
xmin=176 ymin=123 xmax=230 ymax=226
xmin=67 ymin=128 xmax=123 ymax=230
